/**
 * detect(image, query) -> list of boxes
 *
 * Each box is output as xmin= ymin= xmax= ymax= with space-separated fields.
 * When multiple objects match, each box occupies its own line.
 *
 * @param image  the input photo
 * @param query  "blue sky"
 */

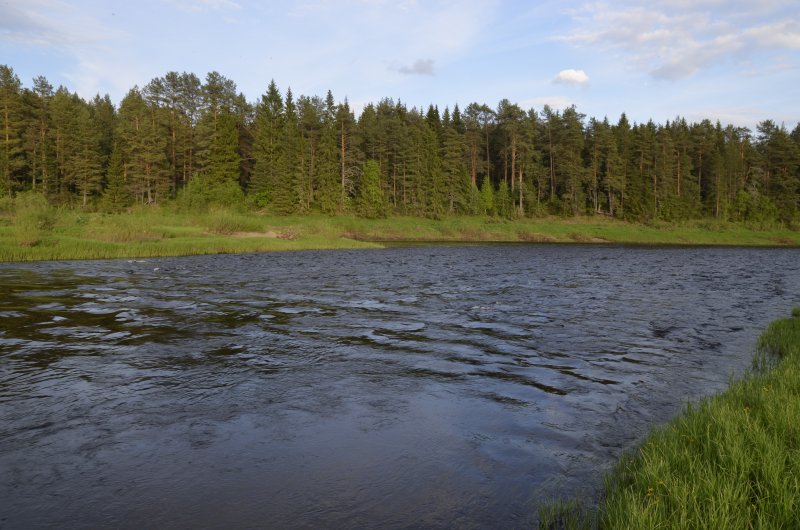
xmin=2 ymin=0 xmax=799 ymax=130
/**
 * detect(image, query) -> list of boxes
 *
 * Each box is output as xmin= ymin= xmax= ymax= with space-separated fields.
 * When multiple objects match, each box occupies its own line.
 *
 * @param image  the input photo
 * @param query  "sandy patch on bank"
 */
xmin=231 ymin=230 xmax=296 ymax=240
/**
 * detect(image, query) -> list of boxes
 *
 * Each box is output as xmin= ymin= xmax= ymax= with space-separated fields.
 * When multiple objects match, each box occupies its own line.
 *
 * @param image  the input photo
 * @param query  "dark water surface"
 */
xmin=1 ymin=245 xmax=799 ymax=528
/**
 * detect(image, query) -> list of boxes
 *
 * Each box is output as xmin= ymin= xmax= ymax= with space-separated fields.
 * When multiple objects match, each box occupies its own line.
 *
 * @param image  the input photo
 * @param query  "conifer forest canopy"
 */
xmin=1 ymin=64 xmax=799 ymax=224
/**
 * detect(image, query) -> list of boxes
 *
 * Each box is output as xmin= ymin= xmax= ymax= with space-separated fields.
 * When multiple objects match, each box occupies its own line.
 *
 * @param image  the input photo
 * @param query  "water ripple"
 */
xmin=1 ymin=245 xmax=799 ymax=528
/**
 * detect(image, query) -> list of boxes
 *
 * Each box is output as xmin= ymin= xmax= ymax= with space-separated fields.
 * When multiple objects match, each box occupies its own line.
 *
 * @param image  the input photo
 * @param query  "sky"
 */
xmin=2 ymin=0 xmax=799 ymax=130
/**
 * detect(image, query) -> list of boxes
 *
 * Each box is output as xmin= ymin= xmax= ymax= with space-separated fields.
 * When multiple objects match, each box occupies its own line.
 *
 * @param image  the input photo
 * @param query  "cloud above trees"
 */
xmin=396 ymin=59 xmax=435 ymax=76
xmin=553 ymin=69 xmax=589 ymax=86
xmin=560 ymin=0 xmax=800 ymax=80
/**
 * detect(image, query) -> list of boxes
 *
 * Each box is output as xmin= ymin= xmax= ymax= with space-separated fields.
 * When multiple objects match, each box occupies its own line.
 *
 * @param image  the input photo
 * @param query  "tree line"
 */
xmin=1 ymin=64 xmax=799 ymax=224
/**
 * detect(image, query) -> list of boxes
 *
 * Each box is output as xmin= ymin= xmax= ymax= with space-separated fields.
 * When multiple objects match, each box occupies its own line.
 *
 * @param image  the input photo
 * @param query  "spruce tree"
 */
xmin=250 ymin=80 xmax=285 ymax=203
xmin=314 ymin=91 xmax=340 ymax=214
xmin=357 ymin=159 xmax=386 ymax=218
xmin=495 ymin=179 xmax=512 ymax=218
xmin=207 ymin=112 xmax=240 ymax=186
xmin=480 ymin=176 xmax=494 ymax=215
xmin=270 ymin=88 xmax=303 ymax=214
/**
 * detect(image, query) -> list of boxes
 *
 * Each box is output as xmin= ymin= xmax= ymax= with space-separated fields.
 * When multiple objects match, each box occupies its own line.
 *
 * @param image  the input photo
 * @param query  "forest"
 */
xmin=1 ymin=64 xmax=799 ymax=226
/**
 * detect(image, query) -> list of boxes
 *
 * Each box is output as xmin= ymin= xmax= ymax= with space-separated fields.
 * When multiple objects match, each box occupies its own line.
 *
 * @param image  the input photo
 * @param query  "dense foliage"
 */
xmin=1 ymin=64 xmax=799 ymax=224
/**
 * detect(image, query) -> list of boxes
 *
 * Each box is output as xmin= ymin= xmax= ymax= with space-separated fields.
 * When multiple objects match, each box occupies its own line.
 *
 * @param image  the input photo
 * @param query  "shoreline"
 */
xmin=540 ymin=308 xmax=800 ymax=528
xmin=1 ymin=211 xmax=799 ymax=263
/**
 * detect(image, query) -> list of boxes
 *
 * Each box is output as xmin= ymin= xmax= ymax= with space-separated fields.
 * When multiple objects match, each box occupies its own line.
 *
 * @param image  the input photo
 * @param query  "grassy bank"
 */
xmin=1 ymin=207 xmax=799 ymax=262
xmin=541 ymin=308 xmax=800 ymax=529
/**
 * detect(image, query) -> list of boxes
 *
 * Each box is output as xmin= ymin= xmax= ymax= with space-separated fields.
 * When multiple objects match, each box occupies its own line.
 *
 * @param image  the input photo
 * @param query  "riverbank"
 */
xmin=1 ymin=208 xmax=799 ymax=262
xmin=541 ymin=308 xmax=800 ymax=529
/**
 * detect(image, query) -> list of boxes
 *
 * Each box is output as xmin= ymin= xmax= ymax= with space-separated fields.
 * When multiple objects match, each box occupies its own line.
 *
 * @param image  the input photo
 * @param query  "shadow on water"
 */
xmin=1 ymin=245 xmax=799 ymax=528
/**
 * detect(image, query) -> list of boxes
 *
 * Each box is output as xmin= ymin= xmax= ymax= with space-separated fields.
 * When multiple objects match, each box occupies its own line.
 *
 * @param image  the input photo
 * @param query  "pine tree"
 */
xmin=441 ymin=119 xmax=470 ymax=213
xmin=497 ymin=99 xmax=525 ymax=200
xmin=195 ymin=72 xmax=240 ymax=196
xmin=335 ymin=99 xmax=359 ymax=211
xmin=559 ymin=106 xmax=586 ymax=215
xmin=49 ymin=87 xmax=81 ymax=202
xmin=298 ymin=95 xmax=324 ymax=211
xmin=100 ymin=143 xmax=131 ymax=212
xmin=542 ymin=105 xmax=559 ymax=204
xmin=597 ymin=119 xmax=624 ymax=216
xmin=234 ymin=92 xmax=255 ymax=190
xmin=71 ymin=106 xmax=103 ymax=206
xmin=0 ymin=65 xmax=25 ymax=196
xmin=758 ymin=121 xmax=800 ymax=223
xmin=28 ymin=76 xmax=54 ymax=193
xmin=612 ymin=113 xmax=634 ymax=218
xmin=1 ymin=62 xmax=799 ymax=223
xmin=146 ymin=72 xmax=200 ymax=195
xmin=175 ymin=72 xmax=202 ymax=186
xmin=91 ymin=94 xmax=115 ymax=174
xmin=116 ymin=88 xmax=169 ymax=204
xmin=419 ymin=121 xmax=445 ymax=217
xmin=463 ymin=103 xmax=483 ymax=188
xmin=691 ymin=119 xmax=717 ymax=216
xmin=516 ymin=109 xmax=539 ymax=216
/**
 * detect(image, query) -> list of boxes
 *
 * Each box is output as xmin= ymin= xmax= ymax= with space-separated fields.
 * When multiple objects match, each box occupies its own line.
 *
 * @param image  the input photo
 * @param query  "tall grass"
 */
xmin=82 ymin=214 xmax=171 ymax=242
xmin=540 ymin=308 xmax=800 ymax=529
xmin=12 ymin=191 xmax=55 ymax=247
xmin=203 ymin=210 xmax=266 ymax=235
xmin=1 ymin=208 xmax=799 ymax=262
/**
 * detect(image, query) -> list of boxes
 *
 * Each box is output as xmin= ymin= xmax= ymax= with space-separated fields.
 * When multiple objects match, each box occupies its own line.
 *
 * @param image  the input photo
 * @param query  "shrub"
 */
xmin=14 ymin=191 xmax=55 ymax=246
xmin=206 ymin=211 xmax=264 ymax=235
xmin=177 ymin=175 xmax=246 ymax=212
xmin=356 ymin=160 xmax=387 ymax=218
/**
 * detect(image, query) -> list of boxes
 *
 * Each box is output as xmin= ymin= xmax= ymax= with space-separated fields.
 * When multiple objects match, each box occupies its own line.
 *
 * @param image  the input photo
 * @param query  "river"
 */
xmin=1 ymin=245 xmax=798 ymax=528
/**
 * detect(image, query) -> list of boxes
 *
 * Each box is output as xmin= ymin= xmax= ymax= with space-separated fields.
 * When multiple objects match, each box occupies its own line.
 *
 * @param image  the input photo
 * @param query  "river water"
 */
xmin=1 ymin=245 xmax=798 ymax=528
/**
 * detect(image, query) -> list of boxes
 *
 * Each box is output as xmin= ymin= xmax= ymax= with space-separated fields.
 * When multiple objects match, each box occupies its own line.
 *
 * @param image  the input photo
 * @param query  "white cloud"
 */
xmin=559 ymin=1 xmax=800 ymax=80
xmin=0 ymin=0 xmax=133 ymax=99
xmin=396 ymin=59 xmax=435 ymax=76
xmin=518 ymin=96 xmax=573 ymax=110
xmin=168 ymin=0 xmax=242 ymax=12
xmin=682 ymin=106 xmax=796 ymax=130
xmin=553 ymin=69 xmax=589 ymax=86
xmin=0 ymin=0 xmax=114 ymax=47
xmin=262 ymin=0 xmax=495 ymax=99
xmin=198 ymin=0 xmax=241 ymax=8
xmin=3 ymin=0 xmax=497 ymax=106
xmin=744 ymin=20 xmax=800 ymax=49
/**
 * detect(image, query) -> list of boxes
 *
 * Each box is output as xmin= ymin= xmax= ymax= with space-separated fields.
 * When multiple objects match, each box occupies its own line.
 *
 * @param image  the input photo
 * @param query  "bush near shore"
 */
xmin=541 ymin=309 xmax=800 ymax=529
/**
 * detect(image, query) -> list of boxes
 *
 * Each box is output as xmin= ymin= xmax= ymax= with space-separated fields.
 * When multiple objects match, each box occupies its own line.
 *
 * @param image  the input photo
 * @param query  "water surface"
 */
xmin=1 ymin=245 xmax=798 ymax=528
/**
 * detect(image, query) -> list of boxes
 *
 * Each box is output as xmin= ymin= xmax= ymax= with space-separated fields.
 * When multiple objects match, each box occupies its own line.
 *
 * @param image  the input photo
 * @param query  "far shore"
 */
xmin=2 ymin=210 xmax=799 ymax=263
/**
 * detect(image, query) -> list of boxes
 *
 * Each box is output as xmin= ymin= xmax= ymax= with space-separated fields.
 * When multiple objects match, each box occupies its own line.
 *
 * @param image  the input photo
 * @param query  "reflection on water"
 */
xmin=1 ymin=245 xmax=799 ymax=528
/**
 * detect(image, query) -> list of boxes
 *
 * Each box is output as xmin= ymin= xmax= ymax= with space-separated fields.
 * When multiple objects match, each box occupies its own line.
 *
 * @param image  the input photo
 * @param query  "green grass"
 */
xmin=540 ymin=308 xmax=800 ymax=529
xmin=0 ymin=209 xmax=383 ymax=262
xmin=538 ymin=499 xmax=594 ymax=529
xmin=1 ymin=207 xmax=799 ymax=262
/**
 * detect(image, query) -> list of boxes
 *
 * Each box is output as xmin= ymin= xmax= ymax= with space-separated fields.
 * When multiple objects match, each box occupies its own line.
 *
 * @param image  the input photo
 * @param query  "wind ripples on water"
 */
xmin=1 ymin=245 xmax=799 ymax=528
